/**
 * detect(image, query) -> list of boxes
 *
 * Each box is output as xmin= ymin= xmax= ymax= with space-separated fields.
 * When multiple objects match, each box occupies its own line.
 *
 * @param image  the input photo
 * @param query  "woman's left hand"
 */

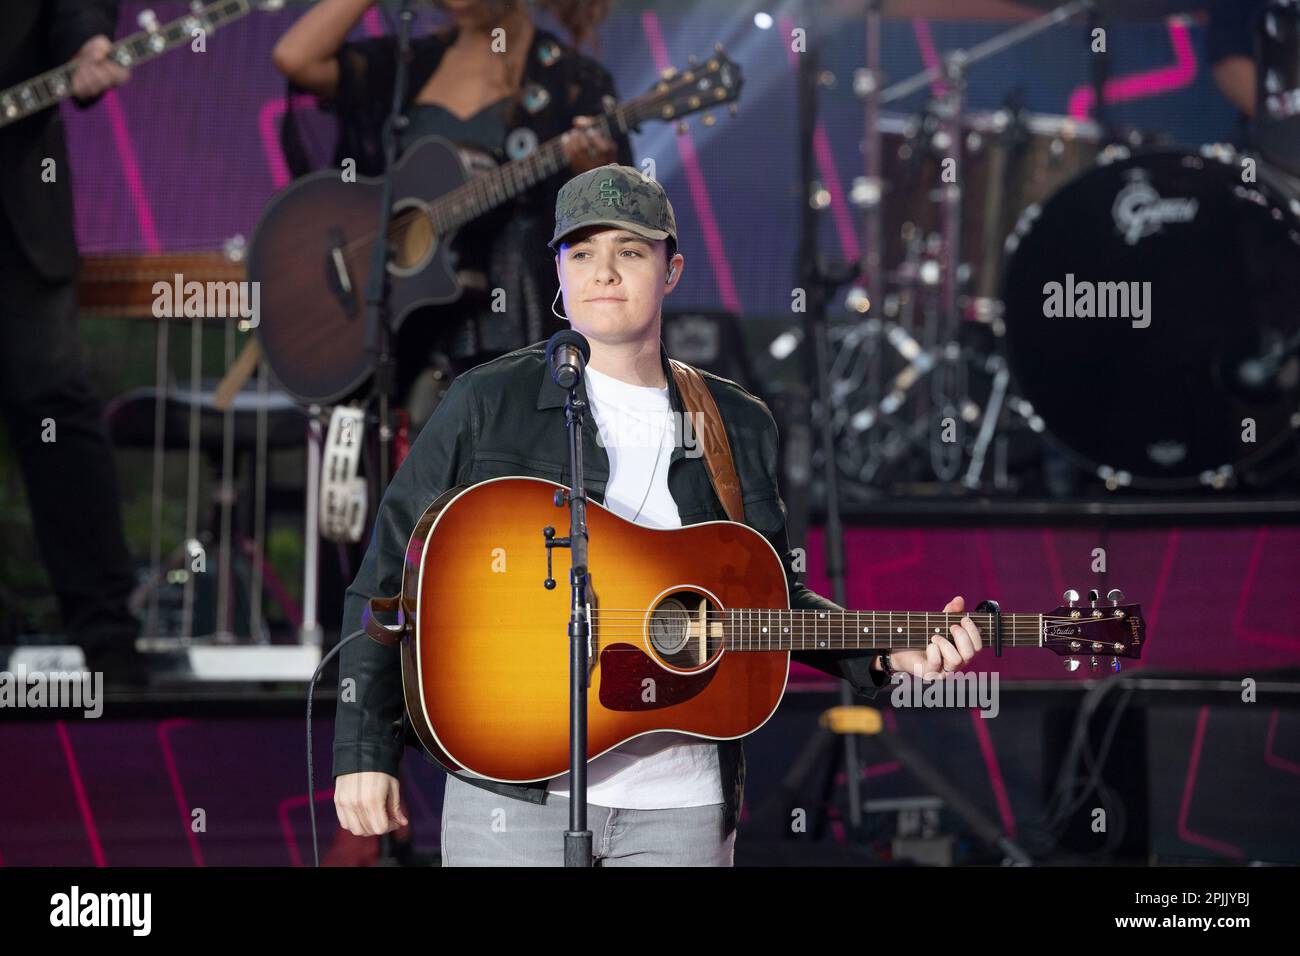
xmin=562 ymin=115 xmax=618 ymax=173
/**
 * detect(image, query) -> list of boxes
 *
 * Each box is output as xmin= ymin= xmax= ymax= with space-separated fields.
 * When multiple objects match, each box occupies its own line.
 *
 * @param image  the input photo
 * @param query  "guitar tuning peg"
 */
xmin=1107 ymin=588 xmax=1124 ymax=605
xmin=1089 ymin=656 xmax=1100 ymax=672
xmin=1111 ymin=657 xmax=1122 ymax=673
xmin=138 ymin=8 xmax=159 ymax=30
xmin=661 ymin=67 xmax=679 ymax=81
xmin=1064 ymin=657 xmax=1080 ymax=672
xmin=701 ymin=113 xmax=717 ymax=127
xmin=1063 ymin=589 xmax=1079 ymax=606
xmin=1088 ymin=588 xmax=1100 ymax=606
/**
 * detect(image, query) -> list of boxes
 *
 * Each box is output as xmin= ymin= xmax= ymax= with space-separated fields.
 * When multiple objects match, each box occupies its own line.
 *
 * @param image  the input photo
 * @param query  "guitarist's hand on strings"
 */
xmin=335 ymin=771 xmax=409 ymax=837
xmin=70 ymin=36 xmax=131 ymax=102
xmin=879 ymin=595 xmax=983 ymax=682
xmin=562 ymin=115 xmax=618 ymax=174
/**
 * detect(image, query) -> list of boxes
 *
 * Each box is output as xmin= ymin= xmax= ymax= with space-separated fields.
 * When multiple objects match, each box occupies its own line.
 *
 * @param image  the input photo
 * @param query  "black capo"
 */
xmin=976 ymin=599 xmax=1002 ymax=657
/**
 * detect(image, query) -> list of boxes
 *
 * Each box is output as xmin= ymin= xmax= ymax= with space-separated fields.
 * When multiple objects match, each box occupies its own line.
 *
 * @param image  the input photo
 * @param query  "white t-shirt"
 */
xmin=546 ymin=363 xmax=724 ymax=809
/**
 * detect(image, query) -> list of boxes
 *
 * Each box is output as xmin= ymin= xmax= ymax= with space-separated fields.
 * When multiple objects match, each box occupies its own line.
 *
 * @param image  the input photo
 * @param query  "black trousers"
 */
xmin=0 ymin=217 xmax=137 ymax=648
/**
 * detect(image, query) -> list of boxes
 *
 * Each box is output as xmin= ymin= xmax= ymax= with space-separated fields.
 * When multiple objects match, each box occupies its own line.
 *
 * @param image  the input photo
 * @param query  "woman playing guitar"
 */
xmin=272 ymin=0 xmax=633 ymax=430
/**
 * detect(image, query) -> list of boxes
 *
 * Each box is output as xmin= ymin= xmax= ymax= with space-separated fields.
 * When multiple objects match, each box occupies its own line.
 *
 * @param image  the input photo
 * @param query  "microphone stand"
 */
xmin=562 ymin=386 xmax=593 ymax=866
xmin=361 ymin=0 xmax=414 ymax=863
xmin=364 ymin=0 xmax=415 ymax=500
xmin=541 ymin=349 xmax=594 ymax=866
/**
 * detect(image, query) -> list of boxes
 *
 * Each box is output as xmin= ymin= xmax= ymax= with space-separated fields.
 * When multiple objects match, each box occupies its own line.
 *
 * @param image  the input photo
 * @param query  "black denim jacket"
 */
xmin=332 ymin=340 xmax=891 ymax=839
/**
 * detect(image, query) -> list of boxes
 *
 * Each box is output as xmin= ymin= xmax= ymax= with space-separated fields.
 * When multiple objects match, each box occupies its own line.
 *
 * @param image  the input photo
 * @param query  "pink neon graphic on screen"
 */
xmin=1265 ymin=710 xmax=1300 ymax=776
xmin=104 ymin=90 xmax=161 ymax=253
xmin=57 ymin=721 xmax=107 ymax=867
xmin=279 ymin=790 xmax=336 ymax=867
xmin=970 ymin=708 xmax=1017 ymax=837
xmin=258 ymin=95 xmax=320 ymax=190
xmin=641 ymin=11 xmax=742 ymax=315
xmin=1068 ymin=18 xmax=1197 ymax=120
xmin=1234 ymin=529 xmax=1300 ymax=651
xmin=158 ymin=718 xmax=205 ymax=866
xmin=780 ymin=16 xmax=860 ymax=263
xmin=911 ymin=18 xmax=950 ymax=98
xmin=1145 ymin=528 xmax=1179 ymax=637
xmin=1178 ymin=708 xmax=1245 ymax=859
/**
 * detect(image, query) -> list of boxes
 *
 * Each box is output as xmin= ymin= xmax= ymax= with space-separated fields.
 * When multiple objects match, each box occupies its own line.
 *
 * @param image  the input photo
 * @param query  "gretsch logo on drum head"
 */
xmin=1112 ymin=175 xmax=1199 ymax=245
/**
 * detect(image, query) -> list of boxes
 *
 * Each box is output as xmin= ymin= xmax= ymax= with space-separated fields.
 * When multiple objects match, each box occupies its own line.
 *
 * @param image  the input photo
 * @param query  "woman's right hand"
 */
xmin=334 ymin=771 xmax=409 ymax=836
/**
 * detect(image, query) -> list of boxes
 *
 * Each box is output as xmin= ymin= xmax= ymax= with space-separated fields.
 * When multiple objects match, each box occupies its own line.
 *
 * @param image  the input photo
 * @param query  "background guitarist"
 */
xmin=272 ymin=0 xmax=634 ymax=433
xmin=0 ymin=1 xmax=146 ymax=686
xmin=331 ymin=165 xmax=985 ymax=865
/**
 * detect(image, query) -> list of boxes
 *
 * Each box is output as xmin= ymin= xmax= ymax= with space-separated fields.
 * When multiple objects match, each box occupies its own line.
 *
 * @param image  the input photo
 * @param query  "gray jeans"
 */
xmin=439 ymin=773 xmax=735 ymax=867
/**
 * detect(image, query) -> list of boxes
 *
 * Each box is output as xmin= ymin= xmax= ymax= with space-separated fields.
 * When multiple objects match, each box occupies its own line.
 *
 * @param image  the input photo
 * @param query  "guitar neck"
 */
xmin=431 ymin=110 xmax=631 ymax=235
xmin=431 ymin=79 xmax=719 ymax=234
xmin=0 ymin=0 xmax=252 ymax=128
xmin=719 ymin=609 xmax=1044 ymax=652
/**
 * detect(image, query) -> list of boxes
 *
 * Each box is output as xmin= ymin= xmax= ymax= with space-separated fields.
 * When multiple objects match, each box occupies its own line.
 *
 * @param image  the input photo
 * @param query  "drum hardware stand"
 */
xmin=838 ymin=0 xmax=1095 ymax=495
xmin=796 ymin=0 xmax=864 ymax=834
xmin=363 ymin=0 xmax=415 ymax=506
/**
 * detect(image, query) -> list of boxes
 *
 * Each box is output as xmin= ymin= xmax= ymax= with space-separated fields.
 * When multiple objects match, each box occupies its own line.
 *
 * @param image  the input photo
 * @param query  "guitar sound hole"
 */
xmin=648 ymin=592 xmax=721 ymax=669
xmin=390 ymin=204 xmax=435 ymax=270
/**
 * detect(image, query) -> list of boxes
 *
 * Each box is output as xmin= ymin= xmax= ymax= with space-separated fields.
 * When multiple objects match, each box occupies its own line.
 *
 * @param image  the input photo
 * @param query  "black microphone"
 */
xmin=545 ymin=329 xmax=591 ymax=390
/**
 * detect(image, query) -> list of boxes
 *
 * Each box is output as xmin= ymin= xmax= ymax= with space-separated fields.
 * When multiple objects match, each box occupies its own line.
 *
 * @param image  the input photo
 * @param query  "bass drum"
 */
xmin=1000 ymin=147 xmax=1300 ymax=490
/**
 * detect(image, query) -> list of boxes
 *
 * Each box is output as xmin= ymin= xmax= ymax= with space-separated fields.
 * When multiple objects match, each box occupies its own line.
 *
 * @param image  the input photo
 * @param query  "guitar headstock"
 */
xmin=1040 ymin=589 xmax=1145 ymax=672
xmin=634 ymin=46 xmax=744 ymax=131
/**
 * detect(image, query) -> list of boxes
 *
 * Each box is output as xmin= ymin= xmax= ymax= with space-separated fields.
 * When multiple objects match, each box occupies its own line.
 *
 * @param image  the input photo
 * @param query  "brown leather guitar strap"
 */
xmin=669 ymin=359 xmax=745 ymax=524
xmin=363 ymin=594 xmax=406 ymax=647
xmin=362 ymin=361 xmax=743 ymax=648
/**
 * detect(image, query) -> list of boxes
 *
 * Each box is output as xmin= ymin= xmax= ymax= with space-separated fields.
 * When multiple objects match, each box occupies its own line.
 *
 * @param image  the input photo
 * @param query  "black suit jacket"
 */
xmin=0 ymin=1 xmax=119 ymax=282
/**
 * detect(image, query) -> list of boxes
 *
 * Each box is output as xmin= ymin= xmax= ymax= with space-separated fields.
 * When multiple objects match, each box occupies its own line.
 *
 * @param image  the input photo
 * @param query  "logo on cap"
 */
xmin=598 ymin=178 xmax=624 ymax=208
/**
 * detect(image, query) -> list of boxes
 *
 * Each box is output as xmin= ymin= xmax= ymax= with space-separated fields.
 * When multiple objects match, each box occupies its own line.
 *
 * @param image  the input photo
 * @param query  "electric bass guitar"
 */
xmin=0 ymin=1 xmax=280 ymax=128
xmin=363 ymin=476 xmax=1148 ymax=784
xmin=247 ymin=49 xmax=743 ymax=405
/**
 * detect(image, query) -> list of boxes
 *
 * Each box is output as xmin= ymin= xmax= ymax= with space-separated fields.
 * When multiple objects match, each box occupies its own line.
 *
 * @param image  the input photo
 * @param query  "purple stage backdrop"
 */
xmin=65 ymin=2 xmax=1247 ymax=318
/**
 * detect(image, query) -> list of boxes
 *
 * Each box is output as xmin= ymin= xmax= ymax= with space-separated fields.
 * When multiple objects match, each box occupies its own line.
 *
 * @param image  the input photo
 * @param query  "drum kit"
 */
xmin=825 ymin=0 xmax=1300 ymax=496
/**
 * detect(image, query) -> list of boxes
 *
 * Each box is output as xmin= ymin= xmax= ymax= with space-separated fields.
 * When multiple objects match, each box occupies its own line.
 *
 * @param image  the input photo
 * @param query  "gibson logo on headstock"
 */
xmin=1129 ymin=617 xmax=1142 ymax=643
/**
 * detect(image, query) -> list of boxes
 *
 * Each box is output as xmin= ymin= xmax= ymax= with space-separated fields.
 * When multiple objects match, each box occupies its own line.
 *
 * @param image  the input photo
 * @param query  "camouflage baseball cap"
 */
xmin=549 ymin=164 xmax=677 ymax=251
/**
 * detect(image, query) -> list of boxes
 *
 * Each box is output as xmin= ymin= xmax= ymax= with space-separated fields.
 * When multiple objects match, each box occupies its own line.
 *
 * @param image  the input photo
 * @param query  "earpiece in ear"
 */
xmin=665 ymin=266 xmax=676 ymax=284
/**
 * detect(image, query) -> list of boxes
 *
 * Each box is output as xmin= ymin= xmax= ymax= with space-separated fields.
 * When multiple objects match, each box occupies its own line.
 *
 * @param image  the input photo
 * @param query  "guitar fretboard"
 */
xmin=721 ymin=610 xmax=1044 ymax=651
xmin=0 ymin=0 xmax=252 ymax=128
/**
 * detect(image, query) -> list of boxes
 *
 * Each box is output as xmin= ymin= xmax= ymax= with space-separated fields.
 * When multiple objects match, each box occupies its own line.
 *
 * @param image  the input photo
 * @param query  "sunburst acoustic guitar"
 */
xmin=360 ymin=477 xmax=1148 ymax=784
